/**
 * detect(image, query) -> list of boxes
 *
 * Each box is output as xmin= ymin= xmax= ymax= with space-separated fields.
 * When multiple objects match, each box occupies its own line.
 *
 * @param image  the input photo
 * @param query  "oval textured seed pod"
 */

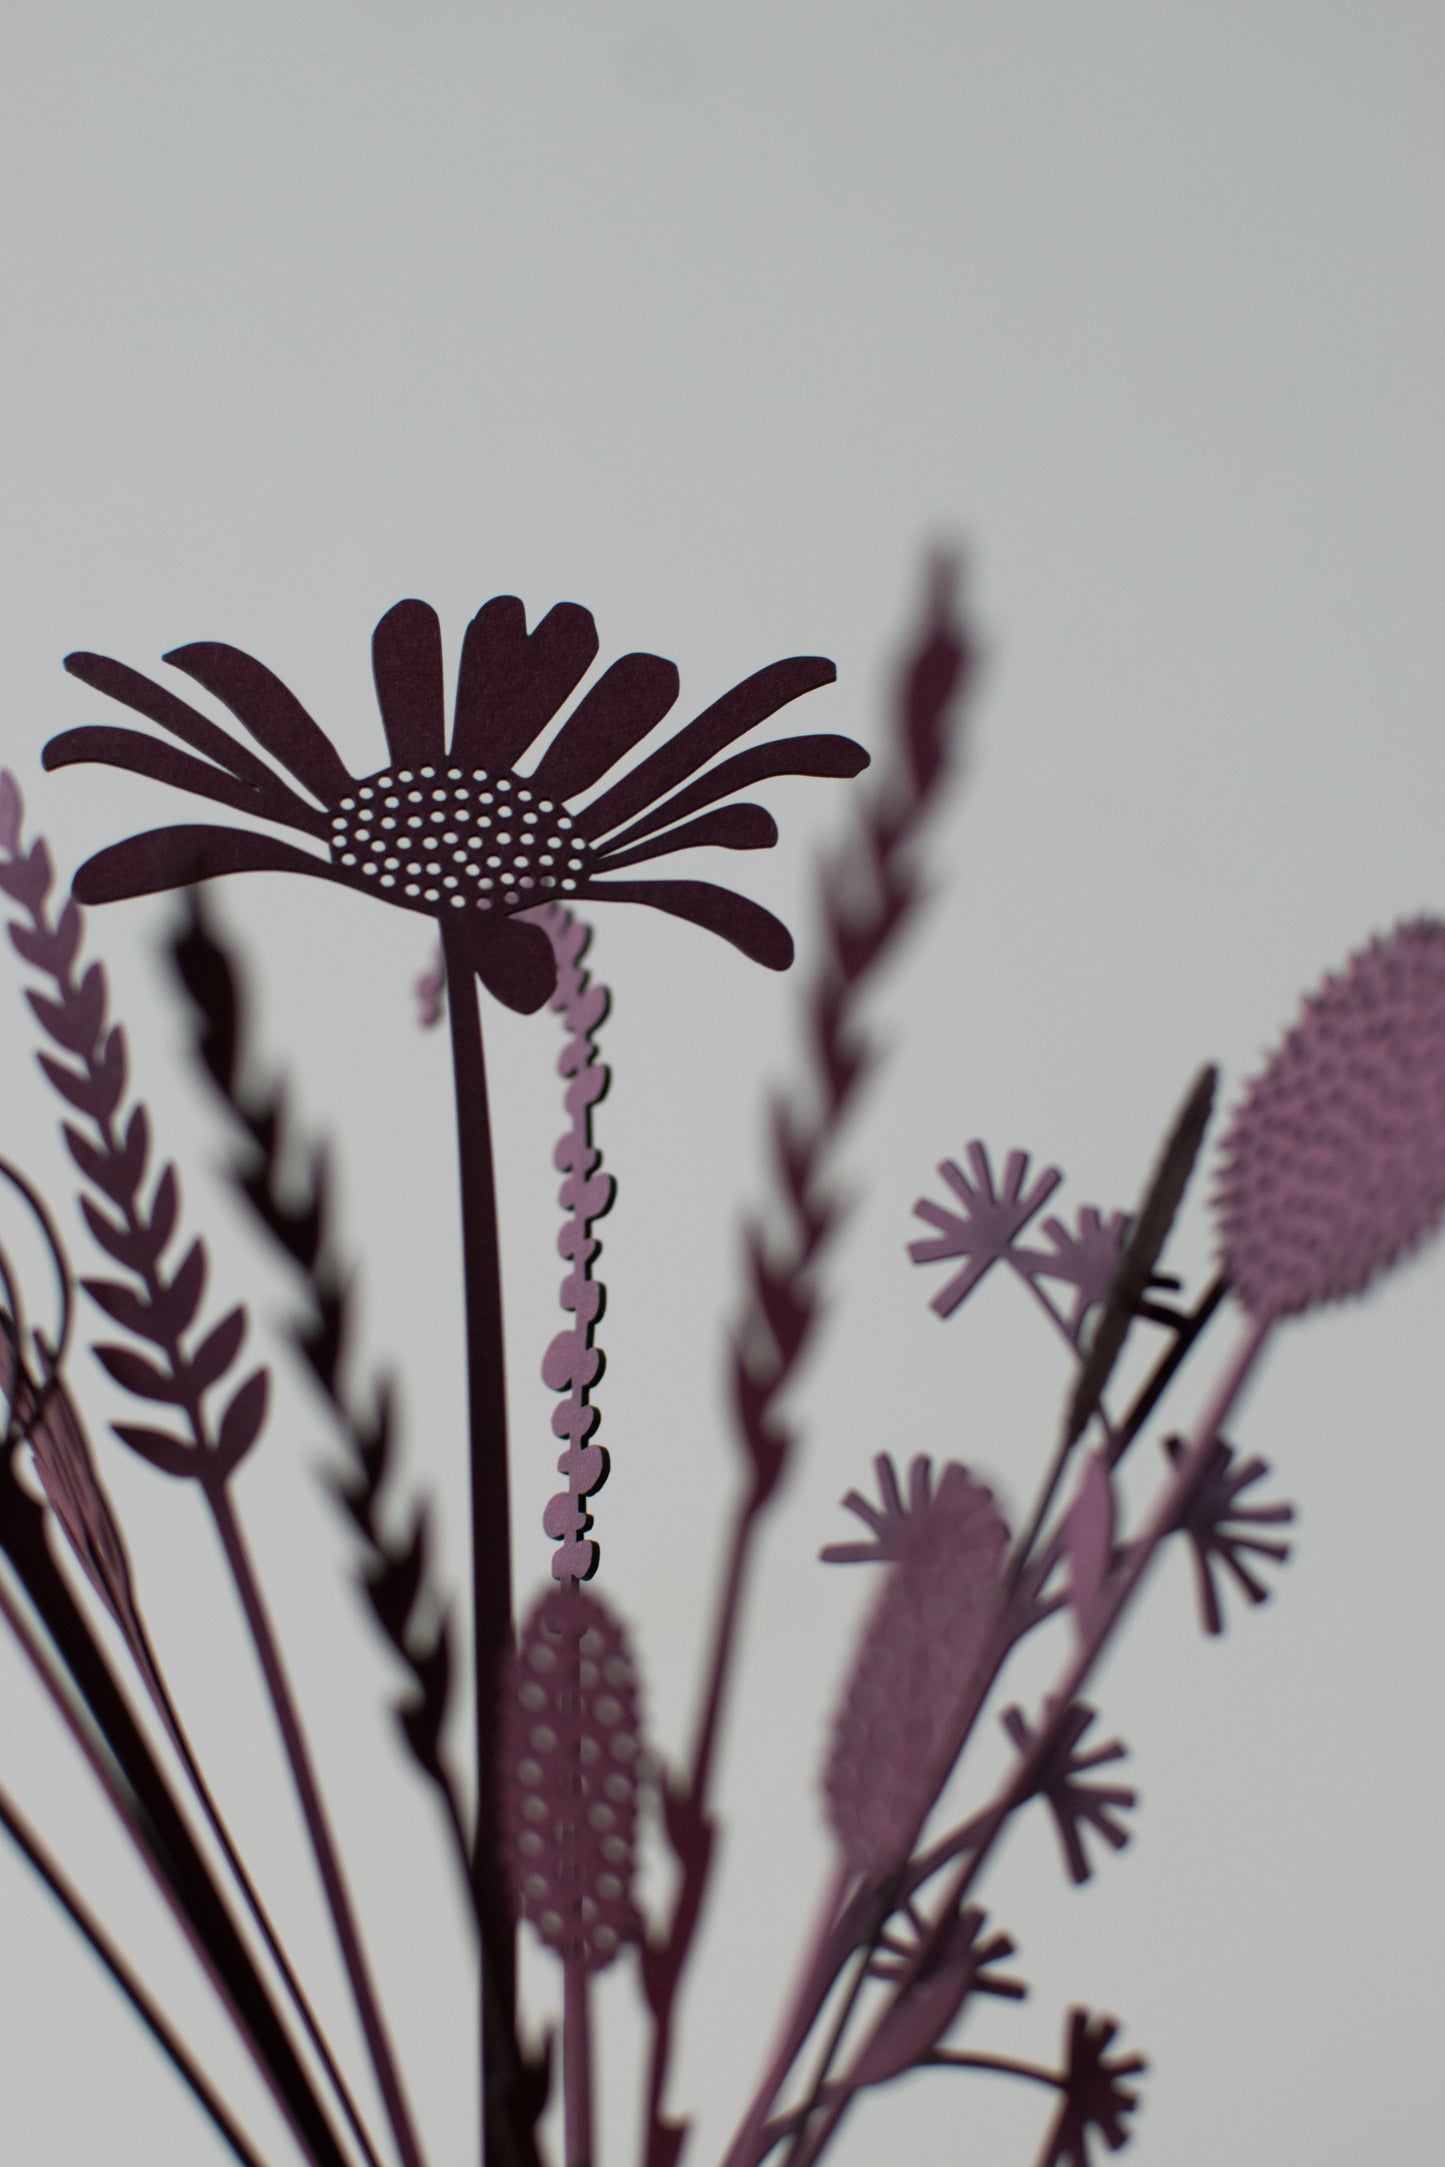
xmin=824 ymin=1462 xmax=1008 ymax=1875
xmin=500 ymin=1585 xmax=643 ymax=1971
xmin=1214 ymin=918 xmax=1445 ymax=1318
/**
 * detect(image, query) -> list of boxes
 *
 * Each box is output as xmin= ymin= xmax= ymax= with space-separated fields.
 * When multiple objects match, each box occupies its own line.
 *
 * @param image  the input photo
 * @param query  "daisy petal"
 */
xmin=451 ymin=597 xmax=600 ymax=771
xmin=450 ymin=914 xmax=558 ymax=1014
xmin=371 ymin=599 xmax=447 ymax=769
xmin=573 ymin=657 xmax=836 ymax=841
xmin=164 ymin=643 xmax=353 ymax=804
xmin=586 ymin=732 xmax=869 ymax=851
xmin=71 ymin=825 xmax=341 ymax=905
xmin=63 ymin=653 xmax=284 ymax=792
xmin=595 ymin=803 xmax=777 ymax=872
xmin=43 ymin=725 xmax=331 ymax=836
xmin=587 ymin=877 xmax=793 ymax=969
xmin=528 ymin=653 xmax=680 ymax=801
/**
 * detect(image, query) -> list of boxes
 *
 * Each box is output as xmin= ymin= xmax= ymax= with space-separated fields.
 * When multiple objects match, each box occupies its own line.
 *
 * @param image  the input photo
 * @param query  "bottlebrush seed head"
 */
xmin=824 ymin=1463 xmax=1008 ymax=1875
xmin=500 ymin=1586 xmax=643 ymax=1971
xmin=1214 ymin=918 xmax=1445 ymax=1318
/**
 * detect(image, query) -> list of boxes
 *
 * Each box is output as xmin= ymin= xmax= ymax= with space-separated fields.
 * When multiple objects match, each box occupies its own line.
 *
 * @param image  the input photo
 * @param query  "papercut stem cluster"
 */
xmin=0 ymin=561 xmax=1437 ymax=2167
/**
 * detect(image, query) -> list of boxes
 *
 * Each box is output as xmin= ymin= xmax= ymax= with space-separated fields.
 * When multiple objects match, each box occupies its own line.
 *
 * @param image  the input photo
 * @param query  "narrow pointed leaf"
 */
xmin=1066 ymin=1065 xmax=1217 ymax=1447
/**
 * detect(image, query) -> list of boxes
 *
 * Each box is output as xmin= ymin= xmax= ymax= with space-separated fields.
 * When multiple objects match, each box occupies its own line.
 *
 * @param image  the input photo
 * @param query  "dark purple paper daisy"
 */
xmin=44 ymin=597 xmax=865 ymax=1012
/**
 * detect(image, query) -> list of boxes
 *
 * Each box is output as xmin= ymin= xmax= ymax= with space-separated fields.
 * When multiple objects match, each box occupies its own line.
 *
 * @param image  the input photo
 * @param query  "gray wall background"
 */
xmin=2 ymin=5 xmax=1443 ymax=2162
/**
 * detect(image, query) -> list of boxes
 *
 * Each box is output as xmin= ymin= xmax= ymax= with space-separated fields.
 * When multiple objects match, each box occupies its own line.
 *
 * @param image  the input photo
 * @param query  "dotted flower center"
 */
xmin=327 ymin=766 xmax=592 ymax=909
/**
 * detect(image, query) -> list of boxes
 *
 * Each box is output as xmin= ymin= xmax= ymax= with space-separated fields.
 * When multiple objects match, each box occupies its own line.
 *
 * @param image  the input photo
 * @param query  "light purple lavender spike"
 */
xmin=822 ymin=1461 xmax=1008 ymax=1873
xmin=910 ymin=1142 xmax=1063 ymax=1317
xmin=499 ymin=1587 xmax=643 ymax=1971
xmin=531 ymin=905 xmax=614 ymax=1584
xmin=1214 ymin=917 xmax=1445 ymax=1317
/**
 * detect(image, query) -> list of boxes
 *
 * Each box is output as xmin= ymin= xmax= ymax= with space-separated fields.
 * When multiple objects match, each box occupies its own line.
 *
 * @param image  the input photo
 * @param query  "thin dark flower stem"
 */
xmin=1108 ymin=1270 xmax=1229 ymax=1467
xmin=790 ymin=1313 xmax=1273 ymax=2167
xmin=439 ymin=924 xmax=518 ymax=2165
xmin=134 ymin=1621 xmax=389 ymax=2167
xmin=717 ymin=1861 xmax=855 ymax=2167
xmin=0 ymin=1780 xmax=272 ymax=2167
xmin=774 ymin=1941 xmax=876 ymax=2167
xmin=923 ymin=2049 xmax=1062 ymax=2088
xmin=757 ymin=2056 xmax=1060 ymax=2162
xmin=563 ymin=1958 xmax=593 ymax=2167
xmin=207 ymin=1484 xmax=426 ymax=2167
xmin=1012 ymin=1272 xmax=1230 ymax=1609
xmin=0 ymin=1561 xmax=319 ymax=2164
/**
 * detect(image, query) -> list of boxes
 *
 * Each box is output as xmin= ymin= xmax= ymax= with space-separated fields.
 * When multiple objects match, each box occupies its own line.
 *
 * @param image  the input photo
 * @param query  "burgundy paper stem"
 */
xmin=439 ymin=919 xmax=520 ymax=2157
xmin=0 ymin=1781 xmax=268 ymax=2167
xmin=792 ymin=1311 xmax=1274 ymax=2166
xmin=152 ymin=1659 xmax=388 ymax=2167
xmin=563 ymin=1954 xmax=594 ymax=2167
xmin=0 ymin=1568 xmax=310 ymax=2164
xmin=207 ymin=1486 xmax=426 ymax=2167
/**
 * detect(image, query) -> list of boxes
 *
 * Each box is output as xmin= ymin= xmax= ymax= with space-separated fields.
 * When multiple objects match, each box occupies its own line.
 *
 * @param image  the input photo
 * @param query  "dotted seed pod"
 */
xmin=1214 ymin=918 xmax=1445 ymax=1319
xmin=824 ymin=1464 xmax=1008 ymax=1875
xmin=500 ymin=1586 xmax=643 ymax=1971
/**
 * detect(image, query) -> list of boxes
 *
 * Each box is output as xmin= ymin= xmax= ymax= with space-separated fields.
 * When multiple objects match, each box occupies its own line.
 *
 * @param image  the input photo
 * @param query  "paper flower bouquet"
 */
xmin=2 ymin=563 xmax=1440 ymax=2166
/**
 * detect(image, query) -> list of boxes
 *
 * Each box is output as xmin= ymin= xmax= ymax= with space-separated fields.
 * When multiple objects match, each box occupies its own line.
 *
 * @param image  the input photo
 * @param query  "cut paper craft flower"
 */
xmin=909 ymin=1144 xmax=1063 ymax=1317
xmin=1214 ymin=917 xmax=1445 ymax=1316
xmin=45 ymin=597 xmax=866 ymax=1012
xmin=1036 ymin=2008 xmax=1146 ymax=2167
xmin=1163 ymin=1434 xmax=1294 ymax=1637
xmin=500 ymin=1587 xmax=644 ymax=1972
xmin=999 ymin=1702 xmax=1135 ymax=1888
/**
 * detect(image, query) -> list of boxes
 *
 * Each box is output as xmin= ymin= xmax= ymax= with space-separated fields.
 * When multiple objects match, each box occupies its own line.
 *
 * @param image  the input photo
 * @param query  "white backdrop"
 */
xmin=2 ymin=5 xmax=1443 ymax=2163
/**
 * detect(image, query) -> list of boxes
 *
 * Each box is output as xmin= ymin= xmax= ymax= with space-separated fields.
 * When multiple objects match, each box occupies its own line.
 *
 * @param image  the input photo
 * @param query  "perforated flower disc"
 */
xmin=1214 ymin=918 xmax=1445 ymax=1318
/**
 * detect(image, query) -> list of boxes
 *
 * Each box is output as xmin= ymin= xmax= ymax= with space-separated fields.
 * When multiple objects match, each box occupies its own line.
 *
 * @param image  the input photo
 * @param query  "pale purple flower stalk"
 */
xmin=530 ymin=904 xmax=615 ymax=1585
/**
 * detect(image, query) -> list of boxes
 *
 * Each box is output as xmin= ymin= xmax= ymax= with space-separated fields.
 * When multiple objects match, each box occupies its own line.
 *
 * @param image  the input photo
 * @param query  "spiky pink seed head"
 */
xmin=824 ymin=1463 xmax=1008 ymax=1874
xmin=500 ymin=1587 xmax=643 ymax=1971
xmin=1214 ymin=917 xmax=1445 ymax=1318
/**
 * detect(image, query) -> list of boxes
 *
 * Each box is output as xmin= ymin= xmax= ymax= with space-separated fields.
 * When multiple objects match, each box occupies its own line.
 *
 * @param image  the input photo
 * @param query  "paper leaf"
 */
xmin=216 ymin=1367 xmax=269 ymax=1475
xmin=112 ymin=1422 xmax=196 ymax=1477
xmin=1066 ymin=1064 xmax=1217 ymax=1445
xmin=94 ymin=1342 xmax=180 ymax=1405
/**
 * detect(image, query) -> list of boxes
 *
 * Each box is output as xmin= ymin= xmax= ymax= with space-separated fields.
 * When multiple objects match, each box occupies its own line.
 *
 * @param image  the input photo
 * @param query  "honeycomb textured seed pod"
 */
xmin=1214 ymin=918 xmax=1445 ymax=1319
xmin=824 ymin=1463 xmax=1008 ymax=1874
xmin=500 ymin=1586 xmax=643 ymax=1971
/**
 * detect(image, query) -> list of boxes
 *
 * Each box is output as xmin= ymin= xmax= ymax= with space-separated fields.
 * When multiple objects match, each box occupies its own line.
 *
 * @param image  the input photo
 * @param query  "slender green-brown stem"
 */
xmin=0 ymin=1780 xmax=270 ymax=2167
xmin=440 ymin=928 xmax=521 ymax=2167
